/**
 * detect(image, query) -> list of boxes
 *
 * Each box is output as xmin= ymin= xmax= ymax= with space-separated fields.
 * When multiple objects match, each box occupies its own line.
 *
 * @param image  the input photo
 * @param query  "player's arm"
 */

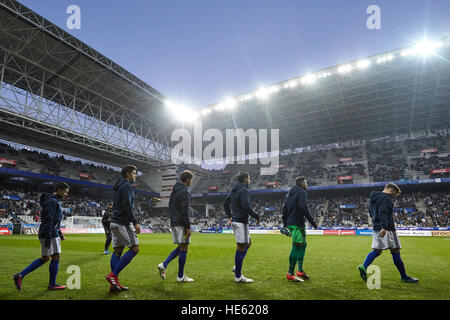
xmin=240 ymin=189 xmax=260 ymax=223
xmin=224 ymin=193 xmax=232 ymax=219
xmin=378 ymin=198 xmax=391 ymax=235
xmin=121 ymin=185 xmax=139 ymax=231
xmin=282 ymin=195 xmax=289 ymax=227
xmin=179 ymin=191 xmax=191 ymax=228
xmin=58 ymin=205 xmax=65 ymax=240
xmin=298 ymin=191 xmax=317 ymax=229
xmin=44 ymin=200 xmax=57 ymax=247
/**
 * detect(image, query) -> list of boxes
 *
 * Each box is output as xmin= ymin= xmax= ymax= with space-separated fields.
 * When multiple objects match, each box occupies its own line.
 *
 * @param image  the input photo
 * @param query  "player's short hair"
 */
xmin=180 ymin=170 xmax=194 ymax=182
xmin=237 ymin=171 xmax=249 ymax=183
xmin=55 ymin=182 xmax=70 ymax=191
xmin=295 ymin=176 xmax=306 ymax=187
xmin=121 ymin=165 xmax=137 ymax=178
xmin=385 ymin=183 xmax=401 ymax=195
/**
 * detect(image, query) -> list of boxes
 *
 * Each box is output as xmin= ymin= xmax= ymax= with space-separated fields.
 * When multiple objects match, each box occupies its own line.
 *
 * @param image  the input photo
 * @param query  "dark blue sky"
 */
xmin=18 ymin=0 xmax=449 ymax=109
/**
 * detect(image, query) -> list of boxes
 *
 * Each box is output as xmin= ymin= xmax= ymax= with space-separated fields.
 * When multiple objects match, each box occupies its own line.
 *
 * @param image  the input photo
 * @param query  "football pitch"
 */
xmin=1 ymin=233 xmax=449 ymax=300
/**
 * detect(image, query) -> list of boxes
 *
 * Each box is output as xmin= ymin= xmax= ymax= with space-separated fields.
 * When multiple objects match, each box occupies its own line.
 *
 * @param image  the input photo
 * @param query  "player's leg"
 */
xmin=176 ymin=227 xmax=193 ymax=282
xmin=107 ymin=222 xmax=137 ymax=291
xmin=386 ymin=231 xmax=419 ymax=283
xmin=235 ymin=242 xmax=247 ymax=278
xmin=161 ymin=228 xmax=182 ymax=270
xmin=113 ymin=245 xmax=139 ymax=275
xmin=111 ymin=246 xmax=124 ymax=271
xmin=104 ymin=226 xmax=112 ymax=254
xmin=111 ymin=224 xmax=139 ymax=277
xmin=359 ymin=230 xmax=385 ymax=281
xmin=244 ymin=238 xmax=251 ymax=256
xmin=234 ymin=223 xmax=253 ymax=283
xmin=48 ymin=253 xmax=65 ymax=290
xmin=295 ymin=227 xmax=309 ymax=279
xmin=13 ymin=255 xmax=50 ymax=291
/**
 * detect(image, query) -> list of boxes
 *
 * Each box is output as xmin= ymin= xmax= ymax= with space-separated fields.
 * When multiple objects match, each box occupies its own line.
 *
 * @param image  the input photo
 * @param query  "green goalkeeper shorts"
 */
xmin=287 ymin=226 xmax=306 ymax=245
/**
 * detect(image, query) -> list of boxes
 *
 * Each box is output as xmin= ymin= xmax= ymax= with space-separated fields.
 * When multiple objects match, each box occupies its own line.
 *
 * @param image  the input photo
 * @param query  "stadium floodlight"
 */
xmin=318 ymin=72 xmax=332 ymax=78
xmin=301 ymin=74 xmax=316 ymax=85
xmin=288 ymin=80 xmax=298 ymax=88
xmin=201 ymin=108 xmax=211 ymax=116
xmin=269 ymin=86 xmax=280 ymax=93
xmin=401 ymin=48 xmax=416 ymax=57
xmin=223 ymin=97 xmax=237 ymax=110
xmin=256 ymin=87 xmax=271 ymax=100
xmin=415 ymin=40 xmax=444 ymax=56
xmin=338 ymin=64 xmax=353 ymax=74
xmin=239 ymin=94 xmax=253 ymax=102
xmin=376 ymin=54 xmax=395 ymax=64
xmin=165 ymin=100 xmax=198 ymax=122
xmin=214 ymin=103 xmax=225 ymax=111
xmin=356 ymin=59 xmax=370 ymax=70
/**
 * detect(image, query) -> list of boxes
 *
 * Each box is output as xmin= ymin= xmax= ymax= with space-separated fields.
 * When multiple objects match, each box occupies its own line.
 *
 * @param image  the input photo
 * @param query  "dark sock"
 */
xmin=297 ymin=244 xmax=307 ymax=273
xmin=20 ymin=258 xmax=44 ymax=278
xmin=235 ymin=250 xmax=245 ymax=278
xmin=110 ymin=252 xmax=122 ymax=272
xmin=164 ymin=247 xmax=180 ymax=268
xmin=49 ymin=260 xmax=59 ymax=286
xmin=363 ymin=250 xmax=381 ymax=269
xmin=178 ymin=250 xmax=187 ymax=278
xmin=112 ymin=250 xmax=137 ymax=276
xmin=391 ymin=252 xmax=407 ymax=278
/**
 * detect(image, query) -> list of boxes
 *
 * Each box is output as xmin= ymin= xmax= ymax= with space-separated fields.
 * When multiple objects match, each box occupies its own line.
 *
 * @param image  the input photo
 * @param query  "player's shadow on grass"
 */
xmin=150 ymin=282 xmax=194 ymax=300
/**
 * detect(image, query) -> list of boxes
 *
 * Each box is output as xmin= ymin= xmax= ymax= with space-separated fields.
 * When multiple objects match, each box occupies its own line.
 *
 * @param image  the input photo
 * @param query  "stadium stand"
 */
xmin=0 ymin=141 xmax=152 ymax=189
xmin=189 ymin=131 xmax=450 ymax=193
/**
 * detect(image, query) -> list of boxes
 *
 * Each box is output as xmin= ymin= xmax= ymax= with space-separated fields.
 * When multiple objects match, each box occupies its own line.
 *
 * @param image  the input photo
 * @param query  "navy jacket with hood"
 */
xmin=111 ymin=176 xmax=137 ymax=226
xmin=368 ymin=191 xmax=396 ymax=231
xmin=282 ymin=186 xmax=317 ymax=228
xmin=38 ymin=193 xmax=64 ymax=240
xmin=169 ymin=182 xmax=191 ymax=228
xmin=224 ymin=182 xmax=260 ymax=224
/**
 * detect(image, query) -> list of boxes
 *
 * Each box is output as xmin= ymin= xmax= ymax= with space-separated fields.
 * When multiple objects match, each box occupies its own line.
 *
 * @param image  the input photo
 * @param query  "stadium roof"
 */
xmin=193 ymin=36 xmax=450 ymax=150
xmin=0 ymin=0 xmax=178 ymax=168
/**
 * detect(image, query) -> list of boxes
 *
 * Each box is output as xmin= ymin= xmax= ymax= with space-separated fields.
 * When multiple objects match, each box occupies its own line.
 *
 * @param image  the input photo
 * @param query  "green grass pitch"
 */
xmin=1 ymin=233 xmax=449 ymax=300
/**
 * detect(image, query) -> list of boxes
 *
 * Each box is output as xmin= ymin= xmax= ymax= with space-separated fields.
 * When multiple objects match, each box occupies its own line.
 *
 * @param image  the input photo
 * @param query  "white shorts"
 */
xmin=372 ymin=230 xmax=401 ymax=250
xmin=110 ymin=223 xmax=139 ymax=248
xmin=171 ymin=226 xmax=191 ymax=244
xmin=40 ymin=237 xmax=61 ymax=256
xmin=232 ymin=222 xmax=250 ymax=244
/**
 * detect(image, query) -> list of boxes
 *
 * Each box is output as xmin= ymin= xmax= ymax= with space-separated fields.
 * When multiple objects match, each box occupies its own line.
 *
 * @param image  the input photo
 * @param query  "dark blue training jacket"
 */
xmin=224 ymin=182 xmax=260 ymax=224
xmin=282 ymin=186 xmax=317 ymax=228
xmin=38 ymin=193 xmax=64 ymax=240
xmin=368 ymin=191 xmax=396 ymax=232
xmin=111 ymin=176 xmax=137 ymax=226
xmin=169 ymin=182 xmax=191 ymax=228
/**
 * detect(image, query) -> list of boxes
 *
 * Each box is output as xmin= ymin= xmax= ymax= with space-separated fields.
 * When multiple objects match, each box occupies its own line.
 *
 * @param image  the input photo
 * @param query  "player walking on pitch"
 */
xmin=282 ymin=177 xmax=318 ymax=282
xmin=358 ymin=183 xmax=419 ymax=283
xmin=158 ymin=170 xmax=195 ymax=282
xmin=13 ymin=183 xmax=71 ymax=291
xmin=106 ymin=165 xmax=140 ymax=292
xmin=224 ymin=172 xmax=261 ymax=283
xmin=102 ymin=202 xmax=113 ymax=255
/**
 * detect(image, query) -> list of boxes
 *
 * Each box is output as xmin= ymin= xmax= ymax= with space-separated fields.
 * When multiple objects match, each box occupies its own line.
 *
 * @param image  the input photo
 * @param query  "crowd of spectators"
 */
xmin=321 ymin=195 xmax=369 ymax=228
xmin=411 ymin=155 xmax=450 ymax=177
xmin=423 ymin=192 xmax=450 ymax=227
xmin=367 ymin=140 xmax=408 ymax=182
xmin=2 ymin=185 xmax=448 ymax=230
xmin=0 ymin=141 xmax=149 ymax=188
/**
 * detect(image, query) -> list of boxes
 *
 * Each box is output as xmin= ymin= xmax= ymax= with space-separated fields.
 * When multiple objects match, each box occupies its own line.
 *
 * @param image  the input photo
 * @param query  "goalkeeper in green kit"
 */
xmin=282 ymin=177 xmax=318 ymax=282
